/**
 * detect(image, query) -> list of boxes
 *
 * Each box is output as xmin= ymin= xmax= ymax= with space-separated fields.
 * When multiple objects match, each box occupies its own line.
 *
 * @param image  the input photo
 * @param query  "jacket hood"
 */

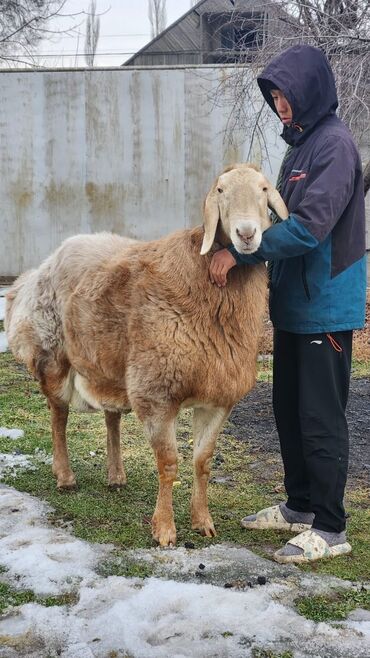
xmin=257 ymin=45 xmax=338 ymax=146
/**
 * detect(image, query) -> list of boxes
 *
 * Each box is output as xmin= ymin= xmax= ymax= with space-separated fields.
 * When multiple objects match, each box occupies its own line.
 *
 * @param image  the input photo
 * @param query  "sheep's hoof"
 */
xmin=154 ymin=531 xmax=177 ymax=547
xmin=192 ymin=518 xmax=217 ymax=538
xmin=108 ymin=482 xmax=127 ymax=491
xmin=55 ymin=471 xmax=77 ymax=490
xmin=57 ymin=481 xmax=77 ymax=492
xmin=152 ymin=518 xmax=177 ymax=547
xmin=108 ymin=469 xmax=127 ymax=489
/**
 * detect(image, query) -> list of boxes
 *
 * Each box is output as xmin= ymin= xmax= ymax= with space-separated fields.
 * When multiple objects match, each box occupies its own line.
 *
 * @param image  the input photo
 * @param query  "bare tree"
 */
xmin=364 ymin=161 xmax=370 ymax=197
xmin=148 ymin=0 xmax=167 ymax=39
xmin=209 ymin=0 xmax=369 ymax=159
xmin=0 ymin=1 xmax=84 ymax=68
xmin=84 ymin=0 xmax=100 ymax=67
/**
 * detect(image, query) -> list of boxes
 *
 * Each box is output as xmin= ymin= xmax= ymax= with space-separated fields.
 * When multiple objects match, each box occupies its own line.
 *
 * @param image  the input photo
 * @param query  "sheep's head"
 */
xmin=200 ymin=163 xmax=288 ymax=256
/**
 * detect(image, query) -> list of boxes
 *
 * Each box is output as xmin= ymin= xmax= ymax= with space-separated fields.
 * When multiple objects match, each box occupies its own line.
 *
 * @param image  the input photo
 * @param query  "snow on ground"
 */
xmin=0 ymin=428 xmax=24 ymax=440
xmin=0 ymin=332 xmax=7 ymax=353
xmin=0 ymin=295 xmax=6 ymax=319
xmin=0 ymin=454 xmax=33 ymax=478
xmin=0 ymin=471 xmax=369 ymax=658
xmin=0 ymin=450 xmax=51 ymax=479
xmin=0 ymin=486 xmax=111 ymax=597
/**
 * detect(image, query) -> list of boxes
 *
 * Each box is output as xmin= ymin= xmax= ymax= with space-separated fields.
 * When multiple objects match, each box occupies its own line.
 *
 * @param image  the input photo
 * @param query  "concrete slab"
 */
xmin=120 ymin=542 xmax=355 ymax=599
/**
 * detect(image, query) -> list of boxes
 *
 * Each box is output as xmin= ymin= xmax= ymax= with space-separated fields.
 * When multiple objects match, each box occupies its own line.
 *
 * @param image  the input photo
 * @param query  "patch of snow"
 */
xmin=0 ymin=295 xmax=5 ymax=320
xmin=0 ymin=453 xmax=33 ymax=477
xmin=0 ymin=450 xmax=52 ymax=478
xmin=0 ymin=427 xmax=24 ymax=440
xmin=0 ymin=485 xmax=369 ymax=657
xmin=0 ymin=486 xmax=112 ymax=596
xmin=122 ymin=544 xmax=350 ymax=597
xmin=348 ymin=609 xmax=370 ymax=622
xmin=33 ymin=446 xmax=53 ymax=463
xmin=0 ymin=331 xmax=8 ymax=352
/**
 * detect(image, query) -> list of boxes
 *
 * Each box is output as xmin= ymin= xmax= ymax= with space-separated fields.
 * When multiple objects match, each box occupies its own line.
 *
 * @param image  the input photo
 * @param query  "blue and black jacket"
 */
xmin=228 ymin=45 xmax=367 ymax=334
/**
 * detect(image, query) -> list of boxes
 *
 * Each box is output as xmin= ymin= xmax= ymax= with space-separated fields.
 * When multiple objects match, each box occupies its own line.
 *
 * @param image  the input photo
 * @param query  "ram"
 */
xmin=5 ymin=163 xmax=288 ymax=546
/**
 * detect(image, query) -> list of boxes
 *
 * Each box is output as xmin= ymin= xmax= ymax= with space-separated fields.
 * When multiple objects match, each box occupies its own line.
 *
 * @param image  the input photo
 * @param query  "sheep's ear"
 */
xmin=266 ymin=183 xmax=289 ymax=220
xmin=200 ymin=188 xmax=220 ymax=255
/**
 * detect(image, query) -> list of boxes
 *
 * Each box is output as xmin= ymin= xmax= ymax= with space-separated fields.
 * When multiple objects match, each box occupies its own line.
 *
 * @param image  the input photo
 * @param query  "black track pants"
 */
xmin=272 ymin=329 xmax=352 ymax=533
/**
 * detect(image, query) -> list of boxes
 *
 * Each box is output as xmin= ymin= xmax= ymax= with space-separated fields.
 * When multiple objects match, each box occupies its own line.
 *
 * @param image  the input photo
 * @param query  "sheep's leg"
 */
xmin=191 ymin=406 xmax=230 ymax=536
xmin=104 ymin=410 xmax=126 ymax=488
xmin=143 ymin=416 xmax=178 ymax=547
xmin=49 ymin=400 xmax=76 ymax=490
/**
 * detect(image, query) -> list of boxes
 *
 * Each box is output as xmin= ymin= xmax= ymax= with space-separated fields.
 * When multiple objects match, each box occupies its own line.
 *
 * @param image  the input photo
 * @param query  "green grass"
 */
xmin=0 ymin=350 xmax=369 ymax=584
xmin=252 ymin=647 xmax=293 ymax=658
xmin=0 ymin=581 xmax=78 ymax=614
xmin=98 ymin=557 xmax=154 ymax=579
xmin=0 ymin=582 xmax=35 ymax=612
xmin=351 ymin=357 xmax=370 ymax=378
xmin=296 ymin=587 xmax=370 ymax=623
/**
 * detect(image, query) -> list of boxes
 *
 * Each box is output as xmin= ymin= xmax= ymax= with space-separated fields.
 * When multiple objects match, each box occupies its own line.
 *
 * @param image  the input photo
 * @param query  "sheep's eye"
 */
xmin=262 ymin=186 xmax=268 ymax=192
xmin=217 ymin=187 xmax=223 ymax=193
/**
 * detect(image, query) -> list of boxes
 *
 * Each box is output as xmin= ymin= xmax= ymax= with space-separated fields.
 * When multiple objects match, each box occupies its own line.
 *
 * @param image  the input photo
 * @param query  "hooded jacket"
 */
xmin=228 ymin=45 xmax=367 ymax=333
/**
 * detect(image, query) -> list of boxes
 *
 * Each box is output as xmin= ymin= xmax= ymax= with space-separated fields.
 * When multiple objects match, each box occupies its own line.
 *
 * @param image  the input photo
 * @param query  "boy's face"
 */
xmin=271 ymin=89 xmax=293 ymax=125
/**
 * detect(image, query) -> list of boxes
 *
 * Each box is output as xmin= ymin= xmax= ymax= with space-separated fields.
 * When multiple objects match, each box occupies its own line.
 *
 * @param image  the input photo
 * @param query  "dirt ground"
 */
xmin=353 ymin=290 xmax=370 ymax=360
xmin=227 ymin=378 xmax=370 ymax=485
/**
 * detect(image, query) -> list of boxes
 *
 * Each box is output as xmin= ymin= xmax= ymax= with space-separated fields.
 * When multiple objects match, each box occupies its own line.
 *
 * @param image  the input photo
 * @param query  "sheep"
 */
xmin=5 ymin=163 xmax=288 ymax=547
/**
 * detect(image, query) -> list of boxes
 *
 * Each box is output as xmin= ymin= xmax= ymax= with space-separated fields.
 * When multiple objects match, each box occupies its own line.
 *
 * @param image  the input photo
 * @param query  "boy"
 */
xmin=209 ymin=45 xmax=367 ymax=563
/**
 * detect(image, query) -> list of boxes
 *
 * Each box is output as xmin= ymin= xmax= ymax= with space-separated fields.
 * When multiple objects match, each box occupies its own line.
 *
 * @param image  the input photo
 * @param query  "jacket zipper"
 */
xmin=301 ymin=257 xmax=311 ymax=300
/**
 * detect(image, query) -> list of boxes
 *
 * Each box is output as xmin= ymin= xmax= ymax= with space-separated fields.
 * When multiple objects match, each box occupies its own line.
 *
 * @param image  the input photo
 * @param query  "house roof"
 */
xmin=123 ymin=0 xmax=254 ymax=66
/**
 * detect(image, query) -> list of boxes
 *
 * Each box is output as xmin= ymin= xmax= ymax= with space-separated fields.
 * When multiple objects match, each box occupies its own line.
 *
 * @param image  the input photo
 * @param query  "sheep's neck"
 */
xmin=215 ymin=224 xmax=230 ymax=248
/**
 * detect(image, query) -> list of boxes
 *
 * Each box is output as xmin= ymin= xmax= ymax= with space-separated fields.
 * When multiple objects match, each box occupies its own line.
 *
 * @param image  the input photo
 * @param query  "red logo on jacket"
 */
xmin=289 ymin=171 xmax=307 ymax=182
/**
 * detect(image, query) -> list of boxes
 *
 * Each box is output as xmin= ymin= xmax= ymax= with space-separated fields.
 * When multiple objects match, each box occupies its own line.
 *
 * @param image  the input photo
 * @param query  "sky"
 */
xmin=36 ymin=0 xmax=194 ymax=68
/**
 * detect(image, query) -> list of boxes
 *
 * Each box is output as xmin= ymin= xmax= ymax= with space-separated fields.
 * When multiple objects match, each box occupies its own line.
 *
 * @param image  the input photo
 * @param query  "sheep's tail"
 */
xmin=4 ymin=270 xmax=43 ymax=375
xmin=4 ymin=271 xmax=35 ymax=332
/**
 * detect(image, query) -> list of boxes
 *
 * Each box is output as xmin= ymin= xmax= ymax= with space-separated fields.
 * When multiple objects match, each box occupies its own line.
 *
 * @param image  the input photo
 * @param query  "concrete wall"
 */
xmin=0 ymin=66 xmax=285 ymax=276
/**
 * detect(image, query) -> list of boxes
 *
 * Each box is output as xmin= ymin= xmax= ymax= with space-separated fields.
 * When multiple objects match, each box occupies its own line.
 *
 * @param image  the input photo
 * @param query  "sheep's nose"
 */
xmin=236 ymin=227 xmax=256 ymax=242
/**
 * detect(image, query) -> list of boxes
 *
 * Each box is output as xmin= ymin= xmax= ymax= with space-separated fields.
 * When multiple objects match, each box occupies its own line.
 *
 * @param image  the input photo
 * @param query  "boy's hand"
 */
xmin=209 ymin=249 xmax=237 ymax=287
